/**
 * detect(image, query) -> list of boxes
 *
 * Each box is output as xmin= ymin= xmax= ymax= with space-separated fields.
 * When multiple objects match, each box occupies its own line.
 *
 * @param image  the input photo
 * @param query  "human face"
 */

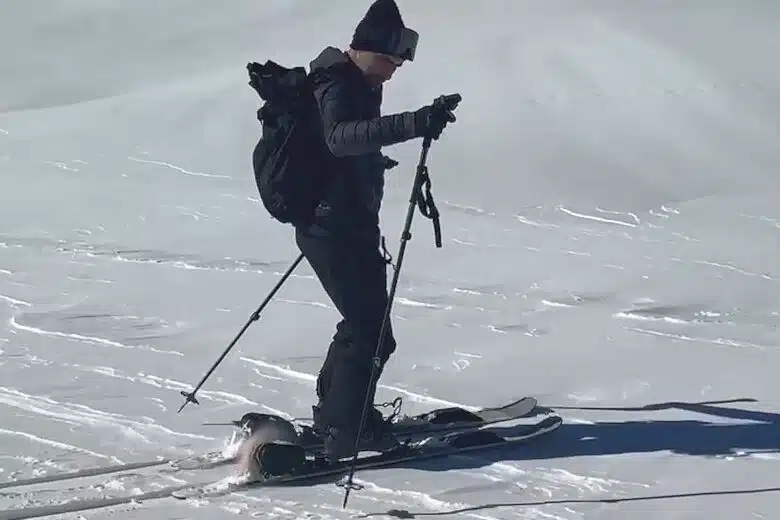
xmin=366 ymin=52 xmax=404 ymax=84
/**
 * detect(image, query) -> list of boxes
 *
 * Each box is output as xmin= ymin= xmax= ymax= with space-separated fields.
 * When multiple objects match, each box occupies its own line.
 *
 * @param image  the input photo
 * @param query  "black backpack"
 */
xmin=247 ymin=60 xmax=332 ymax=227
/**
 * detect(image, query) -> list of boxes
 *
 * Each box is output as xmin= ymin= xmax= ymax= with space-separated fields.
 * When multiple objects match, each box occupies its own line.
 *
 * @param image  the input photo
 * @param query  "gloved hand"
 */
xmin=414 ymin=94 xmax=461 ymax=140
xmin=382 ymin=155 xmax=399 ymax=170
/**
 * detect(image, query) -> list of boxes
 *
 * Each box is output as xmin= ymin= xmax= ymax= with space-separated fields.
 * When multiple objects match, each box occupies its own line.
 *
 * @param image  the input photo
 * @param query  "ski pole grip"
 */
xmin=433 ymin=93 xmax=462 ymax=112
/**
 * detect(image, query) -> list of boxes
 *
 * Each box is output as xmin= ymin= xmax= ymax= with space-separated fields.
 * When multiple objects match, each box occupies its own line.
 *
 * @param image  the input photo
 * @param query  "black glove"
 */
xmin=414 ymin=94 xmax=461 ymax=140
xmin=382 ymin=156 xmax=399 ymax=170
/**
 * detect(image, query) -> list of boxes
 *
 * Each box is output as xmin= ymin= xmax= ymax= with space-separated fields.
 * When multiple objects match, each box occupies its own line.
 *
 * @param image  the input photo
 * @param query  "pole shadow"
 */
xmin=358 ymin=486 xmax=780 ymax=519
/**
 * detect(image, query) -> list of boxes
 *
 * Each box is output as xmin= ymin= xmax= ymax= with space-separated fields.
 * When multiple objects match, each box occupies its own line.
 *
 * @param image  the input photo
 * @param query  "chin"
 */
xmin=366 ymin=73 xmax=390 ymax=86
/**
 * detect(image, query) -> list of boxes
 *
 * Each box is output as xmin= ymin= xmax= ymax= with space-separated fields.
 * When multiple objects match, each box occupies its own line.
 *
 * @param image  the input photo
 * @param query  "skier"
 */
xmin=298 ymin=0 xmax=456 ymax=460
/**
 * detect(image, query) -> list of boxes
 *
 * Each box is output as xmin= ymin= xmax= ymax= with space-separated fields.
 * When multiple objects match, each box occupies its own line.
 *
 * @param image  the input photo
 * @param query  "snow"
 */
xmin=1 ymin=0 xmax=779 ymax=518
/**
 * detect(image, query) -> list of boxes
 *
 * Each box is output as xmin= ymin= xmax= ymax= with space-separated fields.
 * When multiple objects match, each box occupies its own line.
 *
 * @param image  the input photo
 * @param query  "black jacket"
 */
xmin=306 ymin=47 xmax=421 ymax=238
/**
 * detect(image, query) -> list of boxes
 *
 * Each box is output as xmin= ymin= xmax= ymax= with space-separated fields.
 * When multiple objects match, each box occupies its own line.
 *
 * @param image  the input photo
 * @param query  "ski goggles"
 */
xmin=388 ymin=27 xmax=419 ymax=62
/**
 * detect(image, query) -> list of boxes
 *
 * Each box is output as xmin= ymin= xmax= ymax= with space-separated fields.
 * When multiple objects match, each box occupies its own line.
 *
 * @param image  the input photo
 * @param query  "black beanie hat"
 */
xmin=350 ymin=0 xmax=418 ymax=61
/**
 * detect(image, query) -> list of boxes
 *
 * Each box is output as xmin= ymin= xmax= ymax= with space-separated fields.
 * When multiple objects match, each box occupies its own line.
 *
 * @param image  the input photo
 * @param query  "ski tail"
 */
xmin=173 ymin=414 xmax=564 ymax=500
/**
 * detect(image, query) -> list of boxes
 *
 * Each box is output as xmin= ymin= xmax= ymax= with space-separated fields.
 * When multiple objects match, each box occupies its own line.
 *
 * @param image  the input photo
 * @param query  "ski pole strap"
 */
xmin=380 ymin=235 xmax=394 ymax=267
xmin=415 ymin=165 xmax=442 ymax=248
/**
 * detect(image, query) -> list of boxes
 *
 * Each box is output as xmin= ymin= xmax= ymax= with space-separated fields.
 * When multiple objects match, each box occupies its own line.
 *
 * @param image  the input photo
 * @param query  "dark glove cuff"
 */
xmin=413 ymin=106 xmax=431 ymax=138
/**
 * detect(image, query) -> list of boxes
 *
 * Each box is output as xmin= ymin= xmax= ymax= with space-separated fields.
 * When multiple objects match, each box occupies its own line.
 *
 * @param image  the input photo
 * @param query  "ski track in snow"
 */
xmin=346 ymin=479 xmax=578 ymax=520
xmin=347 ymin=480 xmax=501 ymax=520
xmin=42 ymin=160 xmax=80 ymax=172
xmin=614 ymin=311 xmax=691 ymax=326
xmin=7 ymin=315 xmax=183 ymax=357
xmin=628 ymin=327 xmax=771 ymax=350
xmin=213 ymin=494 xmax=355 ymax=520
xmin=0 ymin=454 xmax=70 ymax=478
xmin=0 ymin=294 xmax=31 ymax=308
xmin=0 ymin=386 xmax=215 ymax=450
xmin=395 ymin=297 xmax=454 ymax=311
xmin=0 ymin=428 xmax=112 ymax=461
xmin=338 ymin=465 xmax=651 ymax=519
xmin=0 ymin=235 xmax=315 ymax=281
xmin=671 ymin=257 xmax=776 ymax=281
xmin=542 ymin=300 xmax=576 ymax=309
xmin=527 ymin=467 xmax=651 ymax=497
xmin=64 ymin=363 xmax=259 ymax=408
xmin=276 ymin=298 xmax=333 ymax=310
xmin=240 ymin=356 xmax=477 ymax=411
xmin=127 ymin=156 xmax=232 ymax=179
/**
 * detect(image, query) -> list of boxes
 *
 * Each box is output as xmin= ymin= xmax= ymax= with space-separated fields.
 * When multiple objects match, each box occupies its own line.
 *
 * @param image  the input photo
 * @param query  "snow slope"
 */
xmin=1 ymin=0 xmax=779 ymax=518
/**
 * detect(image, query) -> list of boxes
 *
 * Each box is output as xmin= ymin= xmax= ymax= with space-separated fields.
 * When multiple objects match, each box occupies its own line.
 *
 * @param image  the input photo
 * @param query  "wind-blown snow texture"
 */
xmin=1 ymin=0 xmax=779 ymax=518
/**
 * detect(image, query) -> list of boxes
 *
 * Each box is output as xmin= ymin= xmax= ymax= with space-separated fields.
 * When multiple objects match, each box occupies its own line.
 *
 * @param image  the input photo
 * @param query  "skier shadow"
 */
xmin=447 ymin=398 xmax=780 ymax=463
xmin=352 ymin=398 xmax=780 ymax=518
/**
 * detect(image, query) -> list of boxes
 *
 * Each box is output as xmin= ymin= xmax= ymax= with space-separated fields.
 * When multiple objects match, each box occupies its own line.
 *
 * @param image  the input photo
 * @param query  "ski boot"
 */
xmin=320 ymin=405 xmax=400 ymax=461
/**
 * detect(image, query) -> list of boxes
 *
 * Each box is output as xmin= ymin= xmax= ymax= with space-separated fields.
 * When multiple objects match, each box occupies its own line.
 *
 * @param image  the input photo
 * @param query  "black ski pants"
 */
xmin=295 ymin=226 xmax=396 ymax=433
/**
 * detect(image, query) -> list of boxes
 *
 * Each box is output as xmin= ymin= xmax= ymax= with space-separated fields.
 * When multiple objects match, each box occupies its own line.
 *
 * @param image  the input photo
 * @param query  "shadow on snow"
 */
xmin=348 ymin=398 xmax=780 ymax=518
xmin=359 ymin=486 xmax=780 ymax=519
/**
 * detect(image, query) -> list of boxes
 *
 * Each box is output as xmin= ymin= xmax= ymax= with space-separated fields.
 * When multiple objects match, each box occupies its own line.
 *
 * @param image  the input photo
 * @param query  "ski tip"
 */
xmin=522 ymin=396 xmax=538 ymax=409
xmin=540 ymin=414 xmax=563 ymax=428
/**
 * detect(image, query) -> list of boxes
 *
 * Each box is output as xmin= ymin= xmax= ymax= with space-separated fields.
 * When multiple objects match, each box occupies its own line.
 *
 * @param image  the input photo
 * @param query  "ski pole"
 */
xmin=339 ymin=136 xmax=433 ymax=506
xmin=339 ymin=92 xmax=461 ymax=508
xmin=177 ymin=252 xmax=305 ymax=413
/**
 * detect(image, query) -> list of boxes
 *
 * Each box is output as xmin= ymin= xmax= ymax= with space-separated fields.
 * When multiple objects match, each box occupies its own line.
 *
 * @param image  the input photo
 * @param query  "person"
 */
xmin=297 ymin=0 xmax=456 ymax=460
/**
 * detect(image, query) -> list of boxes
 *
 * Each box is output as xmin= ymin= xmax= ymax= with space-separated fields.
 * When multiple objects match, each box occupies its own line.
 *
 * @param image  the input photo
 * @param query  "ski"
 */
xmin=0 ymin=415 xmax=560 ymax=519
xmin=0 ymin=396 xmax=542 ymax=493
xmin=0 ymin=483 xmax=198 ymax=520
xmin=0 ymin=459 xmax=169 ymax=492
xmin=282 ymin=395 xmax=541 ymax=454
xmin=173 ymin=414 xmax=563 ymax=500
xmin=0 ymin=449 xmax=235 ymax=492
xmin=369 ymin=395 xmax=541 ymax=432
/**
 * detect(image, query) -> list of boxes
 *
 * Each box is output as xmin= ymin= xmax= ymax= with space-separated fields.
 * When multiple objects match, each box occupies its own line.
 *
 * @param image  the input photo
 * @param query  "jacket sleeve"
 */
xmin=313 ymin=78 xmax=420 ymax=157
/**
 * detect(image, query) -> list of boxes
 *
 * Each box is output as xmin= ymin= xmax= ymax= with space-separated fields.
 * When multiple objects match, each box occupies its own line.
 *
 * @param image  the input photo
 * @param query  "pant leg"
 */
xmin=295 ymin=227 xmax=396 ymax=432
xmin=316 ymin=319 xmax=350 ymax=400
